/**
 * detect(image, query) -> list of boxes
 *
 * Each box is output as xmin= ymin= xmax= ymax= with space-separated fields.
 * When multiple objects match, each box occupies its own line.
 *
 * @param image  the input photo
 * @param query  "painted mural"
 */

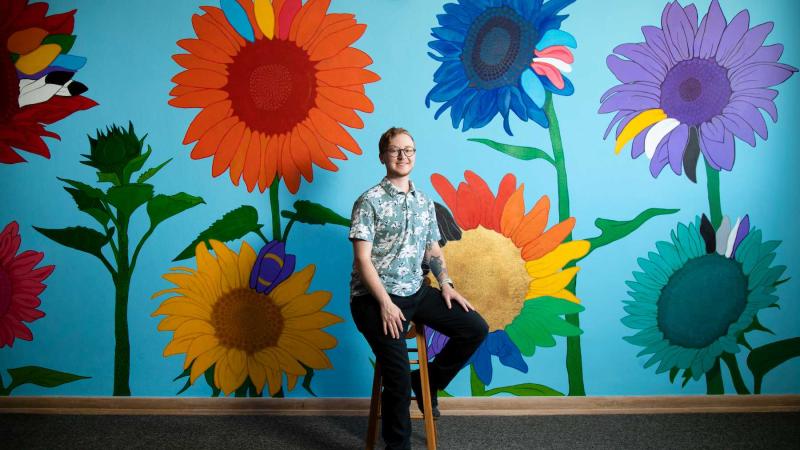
xmin=0 ymin=0 xmax=798 ymax=399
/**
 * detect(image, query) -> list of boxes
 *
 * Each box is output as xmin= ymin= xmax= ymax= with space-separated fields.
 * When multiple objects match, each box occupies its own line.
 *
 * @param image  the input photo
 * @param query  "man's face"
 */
xmin=380 ymin=133 xmax=416 ymax=178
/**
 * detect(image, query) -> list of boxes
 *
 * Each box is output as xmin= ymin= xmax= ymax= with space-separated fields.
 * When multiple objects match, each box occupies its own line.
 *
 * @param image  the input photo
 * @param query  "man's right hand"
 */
xmin=380 ymin=299 xmax=406 ymax=339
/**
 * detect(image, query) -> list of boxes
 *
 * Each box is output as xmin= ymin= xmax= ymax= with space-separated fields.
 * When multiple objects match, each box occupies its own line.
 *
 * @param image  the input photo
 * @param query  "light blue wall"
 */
xmin=1 ymin=0 xmax=798 ymax=397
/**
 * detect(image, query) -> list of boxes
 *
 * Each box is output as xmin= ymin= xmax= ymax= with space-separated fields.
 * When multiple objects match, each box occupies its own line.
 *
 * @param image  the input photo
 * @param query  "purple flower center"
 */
xmin=660 ymin=58 xmax=731 ymax=126
xmin=462 ymin=6 xmax=537 ymax=90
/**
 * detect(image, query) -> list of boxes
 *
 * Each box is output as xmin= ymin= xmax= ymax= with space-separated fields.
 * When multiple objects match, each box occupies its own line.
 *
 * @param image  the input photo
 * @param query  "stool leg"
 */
xmin=365 ymin=362 xmax=382 ymax=450
xmin=417 ymin=333 xmax=437 ymax=450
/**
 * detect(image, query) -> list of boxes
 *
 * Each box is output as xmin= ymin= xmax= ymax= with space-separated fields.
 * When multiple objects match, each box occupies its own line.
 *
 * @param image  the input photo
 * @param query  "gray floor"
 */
xmin=1 ymin=412 xmax=798 ymax=449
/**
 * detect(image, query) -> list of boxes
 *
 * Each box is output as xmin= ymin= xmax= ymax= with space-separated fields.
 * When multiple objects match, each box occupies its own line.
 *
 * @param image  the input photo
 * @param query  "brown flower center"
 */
xmin=442 ymin=226 xmax=530 ymax=331
xmin=226 ymin=39 xmax=317 ymax=135
xmin=211 ymin=287 xmax=284 ymax=353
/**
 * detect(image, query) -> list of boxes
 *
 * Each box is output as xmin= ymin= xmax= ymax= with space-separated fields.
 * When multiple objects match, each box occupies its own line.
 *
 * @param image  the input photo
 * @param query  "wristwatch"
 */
xmin=441 ymin=278 xmax=455 ymax=289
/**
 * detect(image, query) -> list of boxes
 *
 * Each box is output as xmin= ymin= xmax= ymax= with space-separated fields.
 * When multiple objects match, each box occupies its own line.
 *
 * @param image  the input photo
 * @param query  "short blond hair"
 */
xmin=378 ymin=127 xmax=414 ymax=154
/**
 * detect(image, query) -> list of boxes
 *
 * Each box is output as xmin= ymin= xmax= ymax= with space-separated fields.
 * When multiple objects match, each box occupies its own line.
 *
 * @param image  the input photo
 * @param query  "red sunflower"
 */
xmin=169 ymin=0 xmax=379 ymax=193
xmin=0 ymin=221 xmax=54 ymax=348
xmin=1 ymin=0 xmax=97 ymax=164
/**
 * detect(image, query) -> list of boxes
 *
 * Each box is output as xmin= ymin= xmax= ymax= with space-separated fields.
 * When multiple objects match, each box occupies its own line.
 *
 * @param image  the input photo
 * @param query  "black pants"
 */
xmin=351 ymin=284 xmax=489 ymax=450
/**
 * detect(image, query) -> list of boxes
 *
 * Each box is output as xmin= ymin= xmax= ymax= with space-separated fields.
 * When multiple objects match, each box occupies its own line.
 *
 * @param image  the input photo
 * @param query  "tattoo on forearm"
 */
xmin=429 ymin=255 xmax=449 ymax=283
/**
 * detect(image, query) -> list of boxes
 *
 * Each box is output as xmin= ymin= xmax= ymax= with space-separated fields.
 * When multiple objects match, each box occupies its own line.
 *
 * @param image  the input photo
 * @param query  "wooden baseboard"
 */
xmin=1 ymin=395 xmax=798 ymax=416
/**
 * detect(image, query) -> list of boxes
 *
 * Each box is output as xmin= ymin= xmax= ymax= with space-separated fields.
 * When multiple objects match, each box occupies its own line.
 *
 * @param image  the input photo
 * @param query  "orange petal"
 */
xmin=314 ymin=94 xmax=363 ymax=129
xmin=280 ymin=134 xmax=301 ymax=193
xmin=172 ymin=69 xmax=229 ymax=89
xmin=289 ymin=128 xmax=313 ymax=182
xmin=228 ymin=126 xmax=252 ymax=185
xmin=260 ymin=133 xmax=279 ymax=191
xmin=243 ymin=130 xmax=262 ymax=191
xmin=306 ymin=14 xmax=354 ymax=50
xmin=316 ymin=67 xmax=379 ymax=87
xmin=522 ymin=218 xmax=576 ymax=261
xmin=288 ymin=0 xmax=311 ymax=41
xmin=455 ymin=182 xmax=480 ymax=230
xmin=257 ymin=133 xmax=270 ymax=191
xmin=192 ymin=13 xmax=239 ymax=56
xmin=7 ymin=27 xmax=48 ymax=54
xmin=490 ymin=174 xmax=516 ymax=233
xmin=190 ymin=116 xmax=239 ymax=159
xmin=295 ymin=0 xmax=330 ymax=48
xmin=513 ymin=196 xmax=550 ymax=248
xmin=172 ymin=54 xmax=228 ymax=74
xmin=500 ymin=186 xmax=525 ymax=238
xmin=312 ymin=127 xmax=347 ymax=160
xmin=308 ymin=24 xmax=366 ymax=61
xmin=308 ymin=108 xmax=361 ymax=154
xmin=212 ymin=121 xmax=247 ymax=177
xmin=200 ymin=6 xmax=247 ymax=47
xmin=464 ymin=171 xmax=494 ymax=229
xmin=315 ymin=47 xmax=373 ymax=71
xmin=168 ymin=89 xmax=229 ymax=108
xmin=317 ymin=85 xmax=373 ymax=113
xmin=431 ymin=173 xmax=457 ymax=212
xmin=297 ymin=122 xmax=337 ymax=171
xmin=183 ymin=99 xmax=232 ymax=144
xmin=170 ymin=85 xmax=203 ymax=97
xmin=177 ymin=39 xmax=233 ymax=64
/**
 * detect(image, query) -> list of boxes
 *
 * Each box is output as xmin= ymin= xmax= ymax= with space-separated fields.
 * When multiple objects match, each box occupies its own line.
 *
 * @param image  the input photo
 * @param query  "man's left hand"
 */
xmin=441 ymin=283 xmax=475 ymax=312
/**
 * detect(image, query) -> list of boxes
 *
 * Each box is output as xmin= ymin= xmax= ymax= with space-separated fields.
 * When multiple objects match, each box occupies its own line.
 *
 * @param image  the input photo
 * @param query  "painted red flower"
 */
xmin=1 ymin=0 xmax=97 ymax=164
xmin=0 ymin=221 xmax=53 ymax=347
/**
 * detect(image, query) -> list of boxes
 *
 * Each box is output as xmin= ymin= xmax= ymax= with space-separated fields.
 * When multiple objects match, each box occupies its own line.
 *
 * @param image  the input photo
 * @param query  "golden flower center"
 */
xmin=442 ymin=226 xmax=530 ymax=332
xmin=211 ymin=287 xmax=284 ymax=353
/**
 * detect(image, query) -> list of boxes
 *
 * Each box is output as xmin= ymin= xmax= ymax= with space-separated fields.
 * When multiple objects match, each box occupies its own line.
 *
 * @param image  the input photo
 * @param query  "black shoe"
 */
xmin=410 ymin=369 xmax=440 ymax=418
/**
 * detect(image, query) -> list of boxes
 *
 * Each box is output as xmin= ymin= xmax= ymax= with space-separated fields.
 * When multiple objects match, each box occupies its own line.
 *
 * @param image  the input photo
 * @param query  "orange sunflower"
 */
xmin=169 ymin=0 xmax=379 ymax=193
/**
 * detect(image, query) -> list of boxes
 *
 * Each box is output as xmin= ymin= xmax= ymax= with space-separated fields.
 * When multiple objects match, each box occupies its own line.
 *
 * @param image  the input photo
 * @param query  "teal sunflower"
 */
xmin=622 ymin=214 xmax=785 ymax=381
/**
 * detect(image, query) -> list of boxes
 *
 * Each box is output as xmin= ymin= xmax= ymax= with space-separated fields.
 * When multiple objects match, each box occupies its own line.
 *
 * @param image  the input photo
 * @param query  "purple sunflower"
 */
xmin=599 ymin=0 xmax=797 ymax=181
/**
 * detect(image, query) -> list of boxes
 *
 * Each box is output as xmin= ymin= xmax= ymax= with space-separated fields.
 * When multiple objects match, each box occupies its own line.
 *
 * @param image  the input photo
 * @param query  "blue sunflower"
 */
xmin=426 ymin=0 xmax=577 ymax=135
xmin=622 ymin=214 xmax=786 ymax=381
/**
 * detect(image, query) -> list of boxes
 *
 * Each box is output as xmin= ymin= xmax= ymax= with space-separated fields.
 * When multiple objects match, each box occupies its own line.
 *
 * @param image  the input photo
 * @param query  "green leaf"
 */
xmin=669 ymin=367 xmax=679 ymax=383
xmin=586 ymin=208 xmax=680 ymax=255
xmin=5 ymin=366 xmax=89 ymax=394
xmin=64 ymin=187 xmax=111 ymax=226
xmin=41 ymin=34 xmax=76 ymax=54
xmin=281 ymin=200 xmax=350 ymax=227
xmin=174 ymin=205 xmax=263 ymax=261
xmin=468 ymin=138 xmax=555 ymax=165
xmin=97 ymin=171 xmax=121 ymax=186
xmin=506 ymin=297 xmax=584 ymax=357
xmin=483 ymin=383 xmax=564 ymax=397
xmin=147 ymin=192 xmax=205 ymax=229
xmin=34 ymin=226 xmax=110 ymax=258
xmin=137 ymin=158 xmax=173 ymax=183
xmin=747 ymin=337 xmax=800 ymax=394
xmin=437 ymin=389 xmax=453 ymax=398
xmin=173 ymin=367 xmax=192 ymax=396
xmin=301 ymin=363 xmax=317 ymax=397
xmin=204 ymin=365 xmax=221 ymax=397
xmin=107 ymin=183 xmax=155 ymax=217
xmin=58 ymin=177 xmax=105 ymax=199
xmin=122 ymin=144 xmax=152 ymax=184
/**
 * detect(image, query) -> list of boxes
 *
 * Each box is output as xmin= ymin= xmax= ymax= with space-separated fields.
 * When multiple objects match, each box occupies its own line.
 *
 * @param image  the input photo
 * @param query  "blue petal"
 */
xmin=498 ymin=87 xmax=514 ymax=135
xmin=220 ymin=0 xmax=254 ymax=42
xmin=433 ymin=60 xmax=465 ymax=83
xmin=472 ymin=343 xmax=494 ymax=385
xmin=52 ymin=55 xmax=86 ymax=71
xmin=522 ymin=93 xmax=549 ymax=127
xmin=536 ymin=29 xmax=577 ymax=50
xmin=462 ymin=89 xmax=486 ymax=131
xmin=427 ymin=51 xmax=457 ymax=63
xmin=471 ymin=92 xmax=499 ymax=130
xmin=428 ymin=39 xmax=463 ymax=57
xmin=436 ymin=13 xmax=470 ymax=32
xmin=450 ymin=89 xmax=478 ymax=129
xmin=539 ymin=0 xmax=575 ymax=20
xmin=509 ymin=87 xmax=528 ymax=122
xmin=520 ymin=69 xmax=546 ymax=107
xmin=537 ymin=14 xmax=570 ymax=33
xmin=496 ymin=333 xmax=529 ymax=373
xmin=541 ymin=75 xmax=575 ymax=96
xmin=428 ymin=76 xmax=469 ymax=103
xmin=432 ymin=26 xmax=466 ymax=43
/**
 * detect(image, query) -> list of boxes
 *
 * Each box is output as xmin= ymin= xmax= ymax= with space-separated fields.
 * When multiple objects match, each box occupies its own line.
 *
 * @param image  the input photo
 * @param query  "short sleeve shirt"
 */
xmin=349 ymin=177 xmax=441 ymax=297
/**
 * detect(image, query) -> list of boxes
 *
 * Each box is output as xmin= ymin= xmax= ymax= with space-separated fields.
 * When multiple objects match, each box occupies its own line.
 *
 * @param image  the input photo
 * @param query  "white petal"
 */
xmin=19 ymin=77 xmax=45 ymax=95
xmin=531 ymin=57 xmax=572 ymax=73
xmin=18 ymin=83 xmax=61 ymax=107
xmin=725 ymin=217 xmax=742 ymax=258
xmin=715 ymin=216 xmax=731 ymax=256
xmin=644 ymin=118 xmax=681 ymax=159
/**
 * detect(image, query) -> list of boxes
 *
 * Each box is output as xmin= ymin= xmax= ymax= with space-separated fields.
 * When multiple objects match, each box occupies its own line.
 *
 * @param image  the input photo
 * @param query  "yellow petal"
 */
xmin=226 ymin=348 xmax=247 ymax=377
xmin=284 ymin=311 xmax=343 ymax=330
xmin=210 ymin=240 xmax=241 ymax=293
xmin=286 ymin=373 xmax=298 ymax=392
xmin=254 ymin=347 xmax=280 ymax=371
xmin=174 ymin=319 xmax=215 ymax=340
xmin=285 ymin=329 xmax=337 ymax=350
xmin=184 ymin=334 xmax=220 ymax=367
xmin=158 ymin=315 xmax=192 ymax=331
xmin=549 ymin=288 xmax=581 ymax=304
xmin=190 ymin=346 xmax=226 ymax=383
xmin=218 ymin=351 xmax=248 ymax=395
xmin=281 ymin=291 xmax=331 ymax=318
xmin=271 ymin=265 xmax=316 ymax=305
xmin=247 ymin=355 xmax=268 ymax=394
xmin=163 ymin=335 xmax=194 ymax=356
xmin=272 ymin=346 xmax=308 ymax=375
xmin=15 ymin=43 xmax=60 ymax=75
xmin=525 ymin=267 xmax=580 ymax=299
xmin=152 ymin=301 xmax=211 ymax=321
xmin=525 ymin=241 xmax=590 ymax=278
xmin=614 ymin=109 xmax=666 ymax=154
xmin=254 ymin=0 xmax=276 ymax=39
xmin=278 ymin=334 xmax=332 ymax=369
xmin=237 ymin=241 xmax=257 ymax=287
xmin=266 ymin=369 xmax=281 ymax=395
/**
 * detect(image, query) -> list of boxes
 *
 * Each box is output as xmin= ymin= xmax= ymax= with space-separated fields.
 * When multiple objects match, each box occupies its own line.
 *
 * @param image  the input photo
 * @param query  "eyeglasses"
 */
xmin=385 ymin=147 xmax=416 ymax=157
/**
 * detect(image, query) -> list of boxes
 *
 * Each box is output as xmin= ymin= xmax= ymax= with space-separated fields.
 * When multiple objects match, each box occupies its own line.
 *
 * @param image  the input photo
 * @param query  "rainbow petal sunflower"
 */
xmin=600 ymin=0 xmax=797 ymax=181
xmin=622 ymin=215 xmax=785 ymax=381
xmin=0 ymin=0 xmax=97 ymax=163
xmin=427 ymin=171 xmax=588 ymax=384
xmin=152 ymin=239 xmax=342 ymax=396
xmin=0 ymin=221 xmax=54 ymax=348
xmin=426 ymin=0 xmax=576 ymax=135
xmin=169 ymin=0 xmax=379 ymax=193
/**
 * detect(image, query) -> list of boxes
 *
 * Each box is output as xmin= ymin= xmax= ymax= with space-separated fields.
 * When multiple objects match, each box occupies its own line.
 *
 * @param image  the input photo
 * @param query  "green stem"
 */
xmin=113 ymin=213 xmax=132 ymax=396
xmin=254 ymin=229 xmax=270 ymax=245
xmin=543 ymin=92 xmax=585 ymax=396
xmin=705 ymin=358 xmax=725 ymax=394
xmin=281 ymin=219 xmax=296 ymax=242
xmin=0 ymin=372 xmax=7 ymax=396
xmin=705 ymin=160 xmax=722 ymax=229
xmin=269 ymin=177 xmax=281 ymax=241
xmin=129 ymin=226 xmax=155 ymax=274
xmin=721 ymin=352 xmax=750 ymax=395
xmin=469 ymin=364 xmax=486 ymax=396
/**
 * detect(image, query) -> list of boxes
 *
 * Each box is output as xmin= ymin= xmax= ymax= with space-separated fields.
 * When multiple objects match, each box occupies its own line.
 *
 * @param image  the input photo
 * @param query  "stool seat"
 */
xmin=365 ymin=322 xmax=437 ymax=450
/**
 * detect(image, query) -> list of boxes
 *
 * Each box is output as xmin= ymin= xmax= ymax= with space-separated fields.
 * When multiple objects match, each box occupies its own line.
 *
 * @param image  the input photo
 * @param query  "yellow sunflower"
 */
xmin=152 ymin=239 xmax=342 ymax=395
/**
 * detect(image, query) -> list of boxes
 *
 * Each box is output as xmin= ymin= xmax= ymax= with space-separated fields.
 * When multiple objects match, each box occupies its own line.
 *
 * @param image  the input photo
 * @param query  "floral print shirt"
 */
xmin=349 ymin=177 xmax=441 ymax=298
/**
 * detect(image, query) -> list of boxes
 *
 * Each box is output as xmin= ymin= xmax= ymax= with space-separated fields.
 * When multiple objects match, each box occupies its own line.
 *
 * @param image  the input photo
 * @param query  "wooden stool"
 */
xmin=365 ymin=322 xmax=437 ymax=450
